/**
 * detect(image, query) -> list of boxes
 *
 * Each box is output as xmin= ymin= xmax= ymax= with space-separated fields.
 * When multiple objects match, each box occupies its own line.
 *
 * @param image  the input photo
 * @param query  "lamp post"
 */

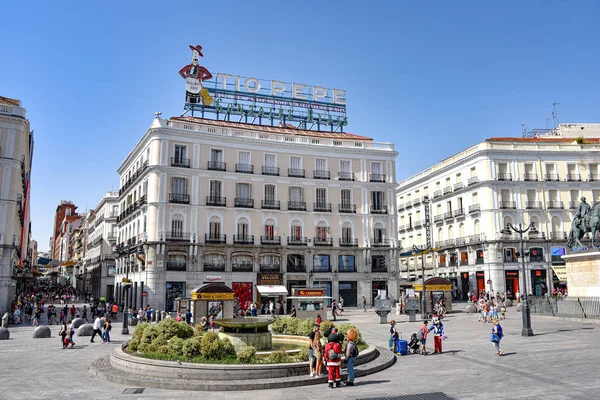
xmin=413 ymin=244 xmax=430 ymax=319
xmin=114 ymin=244 xmax=142 ymax=335
xmin=505 ymin=222 xmax=535 ymax=337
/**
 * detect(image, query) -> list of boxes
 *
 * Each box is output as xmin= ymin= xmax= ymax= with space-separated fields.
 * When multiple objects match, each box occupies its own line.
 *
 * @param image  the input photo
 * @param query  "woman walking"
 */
xmin=389 ymin=320 xmax=399 ymax=352
xmin=59 ymin=321 xmax=68 ymax=349
xmin=491 ymin=319 xmax=504 ymax=356
xmin=361 ymin=296 xmax=367 ymax=312
xmin=102 ymin=317 xmax=112 ymax=343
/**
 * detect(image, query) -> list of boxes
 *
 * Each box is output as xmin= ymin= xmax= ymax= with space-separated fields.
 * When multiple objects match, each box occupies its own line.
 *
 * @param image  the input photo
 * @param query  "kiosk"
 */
xmin=190 ymin=283 xmax=235 ymax=325
xmin=288 ymin=288 xmax=332 ymax=320
xmin=412 ymin=277 xmax=453 ymax=314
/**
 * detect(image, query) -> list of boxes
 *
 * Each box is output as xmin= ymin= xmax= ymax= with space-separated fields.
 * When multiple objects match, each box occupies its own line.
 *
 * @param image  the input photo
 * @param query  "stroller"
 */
xmin=408 ymin=332 xmax=421 ymax=354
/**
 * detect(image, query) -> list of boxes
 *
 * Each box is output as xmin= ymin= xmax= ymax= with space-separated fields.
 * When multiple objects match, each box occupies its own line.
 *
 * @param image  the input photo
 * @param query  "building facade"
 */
xmin=113 ymin=115 xmax=398 ymax=312
xmin=397 ymin=124 xmax=600 ymax=300
xmin=51 ymin=200 xmax=77 ymax=261
xmin=0 ymin=96 xmax=34 ymax=315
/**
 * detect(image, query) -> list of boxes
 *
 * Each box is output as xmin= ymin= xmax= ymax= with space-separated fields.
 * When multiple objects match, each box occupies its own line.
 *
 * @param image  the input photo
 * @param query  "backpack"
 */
xmin=350 ymin=343 xmax=359 ymax=358
xmin=496 ymin=325 xmax=503 ymax=338
xmin=327 ymin=348 xmax=339 ymax=360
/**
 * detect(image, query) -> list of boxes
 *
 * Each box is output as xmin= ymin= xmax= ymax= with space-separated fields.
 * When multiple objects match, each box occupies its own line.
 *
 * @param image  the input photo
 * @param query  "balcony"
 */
xmin=261 ymin=236 xmax=281 ymax=245
xmin=261 ymin=199 xmax=280 ymax=210
xmin=590 ymin=174 xmax=600 ymax=181
xmin=397 ymin=203 xmax=405 ymax=211
xmin=119 ymin=160 xmax=149 ymax=196
xmin=204 ymin=263 xmax=226 ymax=272
xmin=233 ymin=235 xmax=254 ymax=245
xmin=166 ymin=262 xmax=187 ymax=271
xmin=234 ymin=198 xmax=254 ymax=208
xmin=287 ymin=236 xmax=308 ymax=246
xmin=443 ymin=211 xmax=454 ymax=220
xmin=413 ymin=197 xmax=422 ymax=206
xmin=205 ymin=234 xmax=226 ymax=244
xmin=314 ymin=202 xmax=332 ymax=212
xmin=369 ymin=173 xmax=386 ymax=183
xmin=206 ymin=196 xmax=226 ymax=207
xmin=475 ymin=258 xmax=484 ymax=265
xmin=370 ymin=205 xmax=388 ymax=214
xmin=433 ymin=190 xmax=442 ymax=199
xmin=454 ymin=208 xmax=465 ymax=218
xmin=468 ymin=176 xmax=479 ymax=185
xmin=497 ymin=173 xmax=512 ymax=181
xmin=262 ymin=166 xmax=280 ymax=176
xmin=314 ymin=237 xmax=333 ymax=246
xmin=287 ymin=263 xmax=306 ymax=273
xmin=339 ymin=238 xmax=358 ymax=247
xmin=171 ymin=157 xmax=190 ymax=168
xmin=232 ymin=263 xmax=254 ymax=272
xmin=566 ymin=173 xmax=581 ymax=181
xmin=455 ymin=237 xmax=466 ymax=246
xmin=469 ymin=234 xmax=484 ymax=244
xmin=339 ymin=204 xmax=356 ymax=213
xmin=413 ymin=220 xmax=423 ymax=229
xmin=453 ymin=182 xmax=464 ymax=191
xmin=433 ymin=214 xmax=444 ymax=223
xmin=235 ymin=163 xmax=254 ymax=174
xmin=398 ymin=224 xmax=407 ymax=233
xmin=435 ymin=239 xmax=455 ymax=249
xmin=314 ymin=170 xmax=331 ymax=180
xmin=550 ymin=231 xmax=567 ymax=240
xmin=500 ymin=201 xmax=516 ymax=209
xmin=523 ymin=173 xmax=538 ymax=181
xmin=207 ymin=161 xmax=226 ymax=171
xmin=569 ymin=201 xmax=578 ymax=209
xmin=469 ymin=204 xmax=480 ymax=214
xmin=405 ymin=201 xmax=413 ymax=209
xmin=260 ymin=264 xmax=281 ymax=273
xmin=545 ymin=173 xmax=560 ymax=181
xmin=338 ymin=172 xmax=355 ymax=181
xmin=548 ymin=201 xmax=564 ymax=209
xmin=288 ymin=168 xmax=305 ymax=178
xmin=288 ymin=201 xmax=307 ymax=211
xmin=372 ymin=239 xmax=391 ymax=247
xmin=526 ymin=201 xmax=542 ymax=209
xmin=169 ymin=193 xmax=190 ymax=204
xmin=443 ymin=186 xmax=453 ymax=195
xmin=165 ymin=231 xmax=191 ymax=242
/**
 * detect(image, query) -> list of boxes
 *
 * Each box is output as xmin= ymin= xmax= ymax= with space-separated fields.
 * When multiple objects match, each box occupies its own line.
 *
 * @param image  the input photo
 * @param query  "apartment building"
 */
xmin=51 ymin=200 xmax=77 ymax=261
xmin=397 ymin=124 xmax=600 ymax=300
xmin=0 ymin=96 xmax=34 ymax=315
xmin=113 ymin=115 xmax=398 ymax=312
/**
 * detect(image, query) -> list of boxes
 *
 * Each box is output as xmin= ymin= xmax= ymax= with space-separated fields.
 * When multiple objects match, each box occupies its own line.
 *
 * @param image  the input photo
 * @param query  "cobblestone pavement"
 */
xmin=1 ymin=303 xmax=599 ymax=400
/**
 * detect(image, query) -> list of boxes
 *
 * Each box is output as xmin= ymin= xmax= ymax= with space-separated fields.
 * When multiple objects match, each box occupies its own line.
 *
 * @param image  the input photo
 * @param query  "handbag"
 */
xmin=490 ymin=333 xmax=500 ymax=343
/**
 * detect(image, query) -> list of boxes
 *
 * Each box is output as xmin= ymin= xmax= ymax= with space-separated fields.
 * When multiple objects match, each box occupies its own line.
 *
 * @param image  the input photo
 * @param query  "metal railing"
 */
xmin=469 ymin=204 xmax=480 ymax=213
xmin=262 ymin=166 xmax=280 ymax=176
xmin=500 ymin=201 xmax=516 ymax=209
xmin=314 ymin=237 xmax=333 ymax=246
xmin=370 ymin=205 xmax=388 ymax=214
xmin=314 ymin=202 xmax=332 ymax=212
xmin=338 ymin=172 xmax=355 ymax=181
xmin=566 ymin=173 xmax=581 ymax=181
xmin=261 ymin=200 xmax=280 ymax=210
xmin=545 ymin=173 xmax=560 ymax=181
xmin=523 ymin=173 xmax=538 ymax=181
xmin=468 ymin=176 xmax=479 ymax=185
xmin=171 ymin=157 xmax=190 ymax=168
xmin=288 ymin=236 xmax=308 ymax=246
xmin=261 ymin=236 xmax=281 ymax=245
xmin=339 ymin=204 xmax=356 ymax=213
xmin=314 ymin=170 xmax=331 ymax=180
xmin=497 ymin=173 xmax=512 ymax=181
xmin=233 ymin=235 xmax=254 ymax=244
xmin=288 ymin=168 xmax=305 ymax=178
xmin=207 ymin=161 xmax=226 ymax=171
xmin=205 ymin=234 xmax=226 ymax=244
xmin=169 ymin=193 xmax=190 ymax=204
xmin=206 ymin=196 xmax=226 ymax=207
xmin=288 ymin=201 xmax=307 ymax=211
xmin=528 ymin=296 xmax=600 ymax=319
xmin=235 ymin=163 xmax=254 ymax=174
xmin=548 ymin=201 xmax=564 ymax=209
xmin=526 ymin=201 xmax=542 ymax=209
xmin=339 ymin=238 xmax=358 ymax=247
xmin=234 ymin=198 xmax=254 ymax=208
xmin=369 ymin=173 xmax=386 ymax=182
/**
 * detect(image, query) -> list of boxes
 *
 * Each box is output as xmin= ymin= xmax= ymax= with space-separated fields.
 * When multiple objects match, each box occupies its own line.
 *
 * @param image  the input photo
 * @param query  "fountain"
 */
xmin=217 ymin=317 xmax=274 ymax=351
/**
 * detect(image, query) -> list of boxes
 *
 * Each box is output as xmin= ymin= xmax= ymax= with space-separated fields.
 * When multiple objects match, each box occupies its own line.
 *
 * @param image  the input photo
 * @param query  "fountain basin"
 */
xmin=217 ymin=317 xmax=274 ymax=351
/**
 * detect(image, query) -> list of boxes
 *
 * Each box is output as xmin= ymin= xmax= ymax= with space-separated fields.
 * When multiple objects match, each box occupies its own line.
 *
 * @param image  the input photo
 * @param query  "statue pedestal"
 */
xmin=562 ymin=251 xmax=600 ymax=297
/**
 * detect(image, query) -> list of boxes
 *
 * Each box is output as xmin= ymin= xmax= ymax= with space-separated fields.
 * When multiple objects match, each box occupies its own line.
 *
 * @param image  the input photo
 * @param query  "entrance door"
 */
xmin=530 ymin=270 xmax=547 ymax=296
xmin=460 ymin=273 xmax=469 ymax=300
xmin=505 ymin=271 xmax=519 ymax=299
xmin=476 ymin=271 xmax=485 ymax=294
xmin=338 ymin=281 xmax=357 ymax=307
xmin=371 ymin=281 xmax=388 ymax=306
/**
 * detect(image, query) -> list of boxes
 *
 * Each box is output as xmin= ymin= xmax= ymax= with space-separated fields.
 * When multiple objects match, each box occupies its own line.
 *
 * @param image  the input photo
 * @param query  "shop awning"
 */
xmin=257 ymin=285 xmax=288 ymax=296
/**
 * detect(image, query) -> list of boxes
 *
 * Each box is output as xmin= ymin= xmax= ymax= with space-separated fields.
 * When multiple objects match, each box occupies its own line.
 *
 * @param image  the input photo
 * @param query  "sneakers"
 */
xmin=310 ymin=372 xmax=315 ymax=377
xmin=328 ymin=383 xmax=334 ymax=389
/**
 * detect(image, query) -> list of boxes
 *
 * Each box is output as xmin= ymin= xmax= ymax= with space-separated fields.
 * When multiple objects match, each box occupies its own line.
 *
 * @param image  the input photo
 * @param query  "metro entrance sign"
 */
xmin=179 ymin=44 xmax=348 ymax=132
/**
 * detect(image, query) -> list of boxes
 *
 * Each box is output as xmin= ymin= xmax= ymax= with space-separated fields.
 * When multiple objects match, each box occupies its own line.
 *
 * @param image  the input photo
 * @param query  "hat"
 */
xmin=328 ymin=333 xmax=339 ymax=343
xmin=189 ymin=45 xmax=204 ymax=56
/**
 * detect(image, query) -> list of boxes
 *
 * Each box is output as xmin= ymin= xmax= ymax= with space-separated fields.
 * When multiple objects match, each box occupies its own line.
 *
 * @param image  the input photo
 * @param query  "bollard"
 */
xmin=161 ymin=311 xmax=167 ymax=320
xmin=1 ymin=313 xmax=9 ymax=328
xmin=157 ymin=310 xmax=162 ymax=322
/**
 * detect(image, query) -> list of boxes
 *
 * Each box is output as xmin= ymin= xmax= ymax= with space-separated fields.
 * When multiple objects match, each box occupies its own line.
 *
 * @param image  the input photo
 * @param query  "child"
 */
xmin=500 ymin=303 xmax=506 ymax=320
xmin=419 ymin=320 xmax=429 ymax=355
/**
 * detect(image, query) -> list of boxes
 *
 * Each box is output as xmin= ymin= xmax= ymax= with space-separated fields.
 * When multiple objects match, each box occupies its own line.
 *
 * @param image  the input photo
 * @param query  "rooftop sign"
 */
xmin=179 ymin=45 xmax=347 ymax=132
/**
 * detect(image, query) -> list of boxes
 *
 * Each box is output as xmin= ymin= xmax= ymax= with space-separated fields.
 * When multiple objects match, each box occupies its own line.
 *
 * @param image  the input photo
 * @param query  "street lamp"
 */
xmin=413 ymin=244 xmax=429 ymax=319
xmin=505 ymin=222 xmax=535 ymax=337
xmin=114 ymin=244 xmax=142 ymax=335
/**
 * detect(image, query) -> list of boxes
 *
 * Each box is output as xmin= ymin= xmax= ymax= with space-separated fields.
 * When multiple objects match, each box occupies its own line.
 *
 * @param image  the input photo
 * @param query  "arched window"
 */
xmin=209 ymin=216 xmax=221 ymax=238
xmin=264 ymin=218 xmax=275 ymax=238
xmin=530 ymin=216 xmax=539 ymax=230
xmin=551 ymin=216 xmax=561 ymax=233
xmin=503 ymin=216 xmax=512 ymax=228
xmin=290 ymin=220 xmax=302 ymax=241
xmin=448 ymin=225 xmax=454 ymax=240
xmin=341 ymin=222 xmax=353 ymax=243
xmin=459 ymin=223 xmax=465 ymax=238
xmin=237 ymin=217 xmax=249 ymax=237
xmin=373 ymin=222 xmax=385 ymax=244
xmin=316 ymin=221 xmax=329 ymax=240
xmin=474 ymin=219 xmax=480 ymax=235
xmin=171 ymin=214 xmax=184 ymax=239
xmin=437 ymin=227 xmax=444 ymax=242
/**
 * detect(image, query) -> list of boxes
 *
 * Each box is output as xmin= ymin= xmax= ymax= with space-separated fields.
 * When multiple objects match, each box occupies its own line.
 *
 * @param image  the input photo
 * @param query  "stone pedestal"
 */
xmin=465 ymin=304 xmax=477 ymax=313
xmin=0 ymin=326 xmax=9 ymax=340
xmin=375 ymin=311 xmax=390 ymax=324
xmin=562 ymin=251 xmax=600 ymax=297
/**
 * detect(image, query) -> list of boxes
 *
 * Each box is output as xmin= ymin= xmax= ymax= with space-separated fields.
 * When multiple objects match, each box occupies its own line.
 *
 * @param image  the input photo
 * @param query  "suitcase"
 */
xmin=395 ymin=339 xmax=408 ymax=355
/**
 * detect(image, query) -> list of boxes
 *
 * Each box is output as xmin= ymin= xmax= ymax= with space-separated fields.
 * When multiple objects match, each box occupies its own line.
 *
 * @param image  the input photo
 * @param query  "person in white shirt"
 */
xmin=90 ymin=316 xmax=103 ymax=343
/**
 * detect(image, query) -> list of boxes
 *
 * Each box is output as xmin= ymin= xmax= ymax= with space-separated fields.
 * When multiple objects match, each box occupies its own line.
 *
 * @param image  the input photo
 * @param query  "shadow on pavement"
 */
xmin=500 ymin=352 xmax=517 ymax=357
xmin=355 ymin=380 xmax=391 ymax=386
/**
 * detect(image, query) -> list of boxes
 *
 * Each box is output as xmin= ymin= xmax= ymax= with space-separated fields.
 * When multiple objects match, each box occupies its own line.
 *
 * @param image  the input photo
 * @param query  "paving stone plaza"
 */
xmin=1 ymin=305 xmax=599 ymax=400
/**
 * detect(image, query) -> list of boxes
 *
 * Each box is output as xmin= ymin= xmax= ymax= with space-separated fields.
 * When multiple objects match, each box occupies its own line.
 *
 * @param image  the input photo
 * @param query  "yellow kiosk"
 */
xmin=287 ymin=288 xmax=332 ymax=320
xmin=190 ymin=283 xmax=235 ymax=325
xmin=413 ymin=277 xmax=453 ymax=313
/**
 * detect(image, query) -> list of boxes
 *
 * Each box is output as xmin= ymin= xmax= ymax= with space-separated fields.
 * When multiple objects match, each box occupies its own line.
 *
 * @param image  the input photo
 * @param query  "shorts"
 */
xmin=309 ymin=348 xmax=314 ymax=358
xmin=421 ymin=339 xmax=426 ymax=346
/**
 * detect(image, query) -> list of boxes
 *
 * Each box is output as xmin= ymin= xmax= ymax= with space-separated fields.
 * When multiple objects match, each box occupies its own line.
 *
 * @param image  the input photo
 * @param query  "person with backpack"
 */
xmin=418 ymin=320 xmax=429 ymax=355
xmin=344 ymin=328 xmax=359 ymax=386
xmin=324 ymin=333 xmax=343 ymax=388
xmin=59 ymin=321 xmax=68 ymax=349
xmin=491 ymin=319 xmax=504 ymax=356
xmin=389 ymin=320 xmax=399 ymax=352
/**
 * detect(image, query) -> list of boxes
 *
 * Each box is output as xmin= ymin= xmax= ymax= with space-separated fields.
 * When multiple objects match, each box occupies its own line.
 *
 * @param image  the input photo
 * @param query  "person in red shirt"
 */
xmin=70 ymin=305 xmax=76 ymax=320
xmin=324 ymin=333 xmax=343 ymax=388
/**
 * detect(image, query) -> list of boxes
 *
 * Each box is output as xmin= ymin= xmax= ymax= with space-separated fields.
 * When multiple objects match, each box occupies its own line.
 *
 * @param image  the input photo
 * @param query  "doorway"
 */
xmin=339 ymin=281 xmax=357 ymax=307
xmin=505 ymin=270 xmax=519 ymax=299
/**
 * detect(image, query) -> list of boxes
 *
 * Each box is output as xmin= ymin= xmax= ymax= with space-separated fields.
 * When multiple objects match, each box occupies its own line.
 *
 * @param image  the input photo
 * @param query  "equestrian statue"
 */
xmin=567 ymin=197 xmax=600 ymax=249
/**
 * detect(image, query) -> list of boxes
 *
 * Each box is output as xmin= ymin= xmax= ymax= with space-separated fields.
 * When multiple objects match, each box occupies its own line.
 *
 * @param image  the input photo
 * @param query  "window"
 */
xmin=501 ymin=189 xmax=510 ymax=201
xmin=237 ymin=218 xmax=249 ymax=237
xmin=316 ymin=158 xmax=327 ymax=172
xmin=209 ymin=180 xmax=222 ymax=198
xmin=238 ymin=151 xmax=250 ymax=165
xmin=289 ymin=186 xmax=303 ymax=202
xmin=530 ymin=247 xmax=544 ymax=262
xmin=316 ymin=222 xmax=329 ymax=239
xmin=373 ymin=226 xmax=385 ymax=243
xmin=265 ymin=154 xmax=276 ymax=167
xmin=236 ymin=183 xmax=251 ymax=199
xmin=66 ymin=208 xmax=71 ymax=216
xmin=264 ymin=219 xmax=275 ymax=238
xmin=341 ymin=189 xmax=351 ymax=206
xmin=291 ymin=221 xmax=302 ymax=239
xmin=171 ymin=219 xmax=183 ymax=238
xmin=287 ymin=254 xmax=305 ymax=272
xmin=166 ymin=254 xmax=187 ymax=271
xmin=313 ymin=255 xmax=331 ymax=272
xmin=211 ymin=149 xmax=223 ymax=162
xmin=265 ymin=184 xmax=275 ymax=200
xmin=316 ymin=188 xmax=327 ymax=206
xmin=291 ymin=156 xmax=302 ymax=169
xmin=342 ymin=223 xmax=352 ymax=241
xmin=504 ymin=248 xmax=517 ymax=262
xmin=371 ymin=191 xmax=384 ymax=209
xmin=338 ymin=255 xmax=355 ymax=272
xmin=371 ymin=162 xmax=382 ymax=175
xmin=371 ymin=255 xmax=386 ymax=272
xmin=476 ymin=250 xmax=484 ymax=264
xmin=527 ymin=189 xmax=536 ymax=202
xmin=174 ymin=145 xmax=187 ymax=162
xmin=340 ymin=160 xmax=351 ymax=173
xmin=173 ymin=177 xmax=187 ymax=194
xmin=438 ymin=254 xmax=446 ymax=267
xmin=209 ymin=217 xmax=221 ymax=237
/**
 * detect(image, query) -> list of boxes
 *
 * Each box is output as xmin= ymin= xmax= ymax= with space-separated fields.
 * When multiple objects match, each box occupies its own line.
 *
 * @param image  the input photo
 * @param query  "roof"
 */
xmin=485 ymin=137 xmax=600 ymax=144
xmin=424 ymin=277 xmax=452 ymax=285
xmin=170 ymin=116 xmax=373 ymax=141
xmin=0 ymin=96 xmax=21 ymax=106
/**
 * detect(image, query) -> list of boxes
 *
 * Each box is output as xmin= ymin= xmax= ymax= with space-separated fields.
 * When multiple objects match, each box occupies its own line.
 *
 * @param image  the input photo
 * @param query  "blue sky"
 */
xmin=2 ymin=1 xmax=599 ymax=251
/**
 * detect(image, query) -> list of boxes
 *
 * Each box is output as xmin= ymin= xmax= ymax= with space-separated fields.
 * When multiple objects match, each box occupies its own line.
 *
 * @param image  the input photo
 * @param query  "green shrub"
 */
xmin=270 ymin=317 xmax=286 ymax=334
xmin=146 ymin=333 xmax=168 ymax=352
xmin=133 ymin=323 xmax=149 ymax=340
xmin=141 ymin=325 xmax=161 ymax=344
xmin=200 ymin=333 xmax=236 ymax=360
xmin=157 ymin=345 xmax=170 ymax=354
xmin=298 ymin=318 xmax=315 ymax=336
xmin=168 ymin=337 xmax=185 ymax=355
xmin=295 ymin=347 xmax=311 ymax=361
xmin=336 ymin=323 xmax=364 ymax=345
xmin=182 ymin=336 xmax=203 ymax=358
xmin=128 ymin=338 xmax=140 ymax=352
xmin=319 ymin=320 xmax=335 ymax=335
xmin=157 ymin=319 xmax=194 ymax=339
xmin=237 ymin=346 xmax=257 ymax=363
xmin=265 ymin=348 xmax=290 ymax=364
xmin=283 ymin=317 xmax=301 ymax=335
xmin=138 ymin=342 xmax=149 ymax=352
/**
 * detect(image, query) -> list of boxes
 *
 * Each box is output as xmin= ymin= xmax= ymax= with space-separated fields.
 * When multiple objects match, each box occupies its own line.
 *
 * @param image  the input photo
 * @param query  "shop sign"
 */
xmin=179 ymin=45 xmax=347 ymax=132
xmin=142 ymin=291 xmax=147 ymax=297
xmin=505 ymin=271 xmax=519 ymax=277
xmin=259 ymin=273 xmax=281 ymax=281
xmin=371 ymin=276 xmax=388 ymax=281
xmin=313 ymin=277 xmax=331 ymax=281
xmin=476 ymin=272 xmax=485 ymax=278
xmin=192 ymin=292 xmax=235 ymax=301
xmin=413 ymin=284 xmax=452 ymax=291
xmin=551 ymin=265 xmax=567 ymax=282
xmin=205 ymin=275 xmax=223 ymax=282
xmin=297 ymin=289 xmax=324 ymax=297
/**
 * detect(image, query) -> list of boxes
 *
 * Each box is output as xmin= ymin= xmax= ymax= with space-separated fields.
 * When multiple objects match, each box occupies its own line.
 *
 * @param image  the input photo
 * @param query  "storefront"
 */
xmin=460 ymin=272 xmax=470 ymax=300
xmin=286 ymin=278 xmax=307 ymax=313
xmin=338 ymin=281 xmax=357 ymax=307
xmin=165 ymin=281 xmax=186 ymax=313
xmin=476 ymin=271 xmax=485 ymax=294
xmin=371 ymin=280 xmax=388 ymax=306
xmin=288 ymin=288 xmax=331 ymax=320
xmin=530 ymin=269 xmax=547 ymax=296
xmin=505 ymin=270 xmax=519 ymax=299
xmin=312 ymin=278 xmax=332 ymax=306
xmin=190 ymin=283 xmax=235 ymax=324
xmin=256 ymin=273 xmax=287 ymax=314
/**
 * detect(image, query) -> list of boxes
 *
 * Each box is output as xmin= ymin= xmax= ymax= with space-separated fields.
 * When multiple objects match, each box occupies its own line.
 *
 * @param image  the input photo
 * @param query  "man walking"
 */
xmin=90 ymin=315 xmax=103 ymax=343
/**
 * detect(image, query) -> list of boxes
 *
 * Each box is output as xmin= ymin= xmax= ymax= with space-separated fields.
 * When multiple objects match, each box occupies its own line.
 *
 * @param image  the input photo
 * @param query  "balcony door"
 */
xmin=237 ymin=219 xmax=249 ymax=237
xmin=264 ymin=220 xmax=275 ymax=239
xmin=371 ymin=191 xmax=384 ymax=209
xmin=291 ymin=156 xmax=302 ymax=171
xmin=236 ymin=183 xmax=250 ymax=199
xmin=210 ymin=180 xmax=222 ymax=199
xmin=209 ymin=217 xmax=221 ymax=238
xmin=211 ymin=149 xmax=223 ymax=163
xmin=238 ymin=151 xmax=250 ymax=166
xmin=265 ymin=184 xmax=275 ymax=202
xmin=341 ymin=189 xmax=351 ymax=207
xmin=171 ymin=219 xmax=183 ymax=239
xmin=371 ymin=162 xmax=382 ymax=176
xmin=290 ymin=187 xmax=303 ymax=202
xmin=342 ymin=223 xmax=352 ymax=241
xmin=174 ymin=145 xmax=187 ymax=163
xmin=291 ymin=222 xmax=302 ymax=240
xmin=316 ymin=188 xmax=327 ymax=206
xmin=172 ymin=177 xmax=187 ymax=195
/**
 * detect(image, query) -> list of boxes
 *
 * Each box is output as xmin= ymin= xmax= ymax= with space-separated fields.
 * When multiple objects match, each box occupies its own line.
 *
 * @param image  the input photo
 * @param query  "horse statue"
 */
xmin=567 ymin=198 xmax=600 ymax=249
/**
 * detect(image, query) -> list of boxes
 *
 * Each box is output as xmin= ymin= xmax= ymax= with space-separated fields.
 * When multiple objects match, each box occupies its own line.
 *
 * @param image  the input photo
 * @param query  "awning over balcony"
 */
xmin=256 ymin=285 xmax=288 ymax=296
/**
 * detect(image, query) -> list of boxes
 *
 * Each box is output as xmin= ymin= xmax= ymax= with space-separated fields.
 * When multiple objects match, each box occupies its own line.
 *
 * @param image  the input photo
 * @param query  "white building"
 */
xmin=84 ymin=192 xmax=119 ymax=299
xmin=0 ymin=96 xmax=33 ymax=315
xmin=397 ymin=124 xmax=600 ymax=299
xmin=114 ymin=115 xmax=398 ymax=312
